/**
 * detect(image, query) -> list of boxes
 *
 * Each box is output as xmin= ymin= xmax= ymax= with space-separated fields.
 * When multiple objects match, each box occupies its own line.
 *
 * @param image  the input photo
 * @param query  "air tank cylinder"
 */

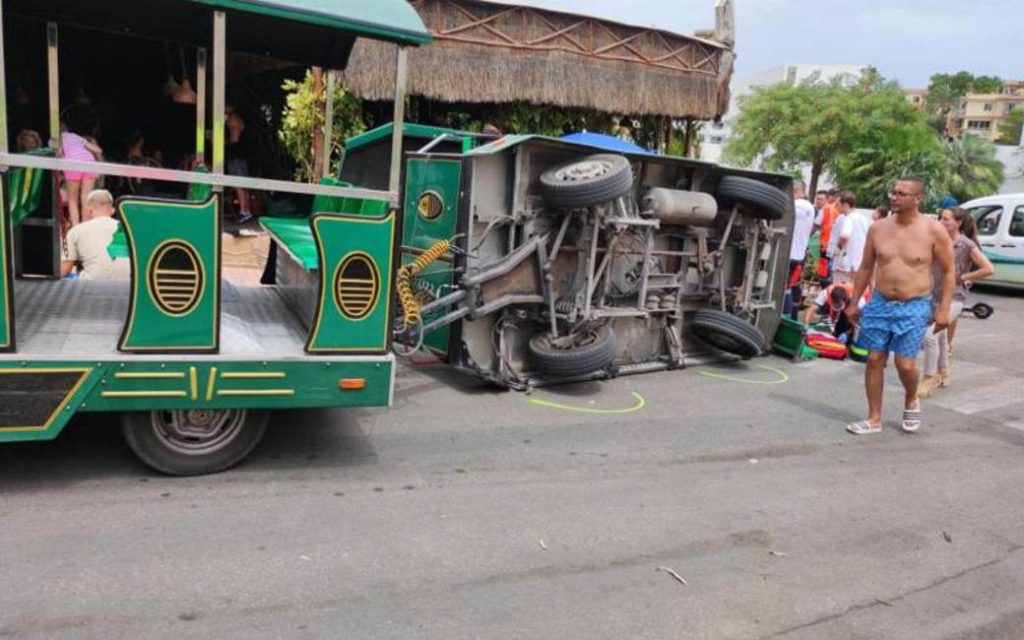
xmin=642 ymin=188 xmax=719 ymax=227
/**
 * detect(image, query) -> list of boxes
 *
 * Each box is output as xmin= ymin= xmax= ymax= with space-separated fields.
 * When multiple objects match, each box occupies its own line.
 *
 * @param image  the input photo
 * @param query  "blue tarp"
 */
xmin=560 ymin=132 xmax=652 ymax=154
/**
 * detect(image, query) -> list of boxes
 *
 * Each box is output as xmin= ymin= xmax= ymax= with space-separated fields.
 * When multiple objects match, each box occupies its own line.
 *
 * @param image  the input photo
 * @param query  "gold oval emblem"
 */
xmin=417 ymin=191 xmax=444 ymax=220
xmin=334 ymin=253 xmax=380 ymax=320
xmin=148 ymin=241 xmax=203 ymax=316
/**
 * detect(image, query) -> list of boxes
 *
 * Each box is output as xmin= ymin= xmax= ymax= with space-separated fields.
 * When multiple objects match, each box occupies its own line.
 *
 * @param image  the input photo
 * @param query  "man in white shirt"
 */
xmin=785 ymin=180 xmax=816 ymax=319
xmin=832 ymin=191 xmax=871 ymax=285
xmin=60 ymin=189 xmax=131 ymax=281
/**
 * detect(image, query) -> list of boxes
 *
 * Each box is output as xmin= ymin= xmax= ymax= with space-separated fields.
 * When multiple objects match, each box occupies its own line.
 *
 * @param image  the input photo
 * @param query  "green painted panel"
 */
xmin=400 ymin=158 xmax=462 ymax=356
xmin=344 ymin=123 xmax=480 ymax=153
xmin=307 ymin=213 xmax=396 ymax=353
xmin=261 ymin=217 xmax=318 ymax=271
xmin=119 ymin=197 xmax=221 ymax=352
xmin=402 ymin=158 xmax=461 ymax=251
xmin=186 ymin=165 xmax=214 ymax=202
xmin=82 ymin=359 xmax=393 ymax=412
xmin=0 ymin=359 xmax=393 ymax=442
xmin=7 ymin=166 xmax=47 ymax=227
xmin=0 ymin=182 xmax=12 ymax=351
xmin=107 ymin=226 xmax=129 ymax=260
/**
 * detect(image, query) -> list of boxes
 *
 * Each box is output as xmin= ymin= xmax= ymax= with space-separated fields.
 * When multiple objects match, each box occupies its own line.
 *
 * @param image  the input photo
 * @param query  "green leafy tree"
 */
xmin=724 ymin=72 xmax=905 ymax=193
xmin=834 ymin=118 xmax=949 ymax=207
xmin=998 ymin=108 xmax=1024 ymax=145
xmin=971 ymin=75 xmax=1003 ymax=94
xmin=925 ymin=71 xmax=975 ymax=115
xmin=280 ymin=69 xmax=366 ymax=182
xmin=724 ymin=79 xmax=854 ymax=193
xmin=942 ymin=134 xmax=1005 ymax=202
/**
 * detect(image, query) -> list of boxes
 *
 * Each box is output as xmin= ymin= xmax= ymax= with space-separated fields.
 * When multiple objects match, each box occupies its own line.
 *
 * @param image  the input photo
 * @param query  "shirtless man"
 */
xmin=844 ymin=176 xmax=954 ymax=435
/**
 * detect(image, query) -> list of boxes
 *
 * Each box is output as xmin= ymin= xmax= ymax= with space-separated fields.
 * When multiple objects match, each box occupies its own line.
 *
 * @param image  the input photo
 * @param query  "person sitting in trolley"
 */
xmin=60 ymin=189 xmax=131 ymax=281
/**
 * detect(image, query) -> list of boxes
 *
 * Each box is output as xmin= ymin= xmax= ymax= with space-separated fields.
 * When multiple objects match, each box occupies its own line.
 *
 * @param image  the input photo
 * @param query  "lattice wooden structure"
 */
xmin=344 ymin=0 xmax=735 ymax=119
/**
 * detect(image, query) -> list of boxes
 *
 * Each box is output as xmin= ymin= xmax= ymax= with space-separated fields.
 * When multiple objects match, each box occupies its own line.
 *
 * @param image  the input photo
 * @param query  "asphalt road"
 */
xmin=1 ymin=289 xmax=1023 ymax=640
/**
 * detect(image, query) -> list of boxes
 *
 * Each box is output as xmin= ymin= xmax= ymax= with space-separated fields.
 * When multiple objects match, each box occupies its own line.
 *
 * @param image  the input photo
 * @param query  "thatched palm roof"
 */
xmin=343 ymin=0 xmax=735 ymax=120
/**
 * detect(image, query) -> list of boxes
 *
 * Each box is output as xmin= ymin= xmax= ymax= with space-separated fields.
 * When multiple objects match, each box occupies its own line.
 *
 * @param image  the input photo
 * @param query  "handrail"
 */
xmin=0 ymin=153 xmax=398 ymax=205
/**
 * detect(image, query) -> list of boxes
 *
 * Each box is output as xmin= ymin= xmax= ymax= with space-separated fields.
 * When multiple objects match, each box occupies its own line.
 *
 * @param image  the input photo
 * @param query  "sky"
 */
xmin=498 ymin=0 xmax=1023 ymax=88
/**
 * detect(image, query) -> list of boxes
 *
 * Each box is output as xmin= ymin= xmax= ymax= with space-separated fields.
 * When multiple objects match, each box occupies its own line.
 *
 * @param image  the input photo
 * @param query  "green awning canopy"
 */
xmin=6 ymin=0 xmax=430 ymax=68
xmin=189 ymin=0 xmax=431 ymax=46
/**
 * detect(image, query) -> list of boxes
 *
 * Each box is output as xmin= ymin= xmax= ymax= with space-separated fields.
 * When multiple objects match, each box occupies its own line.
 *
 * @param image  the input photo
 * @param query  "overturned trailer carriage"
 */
xmin=269 ymin=129 xmax=795 ymax=389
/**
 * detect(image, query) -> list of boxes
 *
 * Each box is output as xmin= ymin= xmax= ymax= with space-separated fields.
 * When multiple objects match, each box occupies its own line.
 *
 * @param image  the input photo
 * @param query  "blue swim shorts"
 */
xmin=857 ymin=294 xmax=933 ymax=359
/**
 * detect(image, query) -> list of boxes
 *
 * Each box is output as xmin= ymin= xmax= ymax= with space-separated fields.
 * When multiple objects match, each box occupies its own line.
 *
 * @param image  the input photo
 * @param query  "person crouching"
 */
xmin=60 ymin=189 xmax=131 ymax=281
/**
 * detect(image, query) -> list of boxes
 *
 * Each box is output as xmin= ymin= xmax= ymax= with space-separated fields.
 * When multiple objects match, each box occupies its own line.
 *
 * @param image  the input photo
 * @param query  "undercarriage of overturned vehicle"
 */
xmin=394 ymin=151 xmax=792 ymax=389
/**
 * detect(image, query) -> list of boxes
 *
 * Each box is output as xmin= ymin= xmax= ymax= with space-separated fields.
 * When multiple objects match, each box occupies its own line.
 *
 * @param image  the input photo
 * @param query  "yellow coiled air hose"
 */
xmin=396 ymin=238 xmax=452 ymax=331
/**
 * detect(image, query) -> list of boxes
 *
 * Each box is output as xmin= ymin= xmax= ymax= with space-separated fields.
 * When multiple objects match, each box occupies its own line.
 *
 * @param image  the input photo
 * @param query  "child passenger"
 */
xmin=60 ymin=122 xmax=103 ymax=227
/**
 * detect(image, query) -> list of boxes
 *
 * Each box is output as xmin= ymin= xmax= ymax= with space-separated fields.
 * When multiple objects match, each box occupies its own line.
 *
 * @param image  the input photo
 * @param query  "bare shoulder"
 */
xmin=866 ymin=218 xmax=888 ymax=239
xmin=926 ymin=217 xmax=950 ymax=242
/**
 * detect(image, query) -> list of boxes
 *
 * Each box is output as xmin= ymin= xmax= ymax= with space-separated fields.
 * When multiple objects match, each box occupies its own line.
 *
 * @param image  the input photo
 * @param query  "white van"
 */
xmin=962 ymin=194 xmax=1024 ymax=288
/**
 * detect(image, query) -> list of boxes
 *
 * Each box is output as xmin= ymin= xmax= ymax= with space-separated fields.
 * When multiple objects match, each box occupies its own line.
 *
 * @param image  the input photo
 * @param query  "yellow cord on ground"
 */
xmin=396 ymin=238 xmax=451 ymax=330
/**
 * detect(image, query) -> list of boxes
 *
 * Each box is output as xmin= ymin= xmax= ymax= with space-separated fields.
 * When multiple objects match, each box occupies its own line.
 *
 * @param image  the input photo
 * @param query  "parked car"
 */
xmin=962 ymin=193 xmax=1024 ymax=289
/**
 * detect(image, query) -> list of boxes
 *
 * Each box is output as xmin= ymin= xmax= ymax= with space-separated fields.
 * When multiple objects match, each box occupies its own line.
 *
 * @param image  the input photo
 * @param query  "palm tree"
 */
xmin=943 ymin=134 xmax=1005 ymax=202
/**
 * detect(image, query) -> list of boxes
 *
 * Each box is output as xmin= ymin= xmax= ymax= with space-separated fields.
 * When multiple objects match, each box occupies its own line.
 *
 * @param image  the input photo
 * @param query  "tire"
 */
xmin=540 ymin=154 xmax=633 ymax=209
xmin=691 ymin=309 xmax=767 ymax=359
xmin=971 ymin=302 xmax=994 ymax=319
xmin=716 ymin=176 xmax=789 ymax=221
xmin=122 ymin=408 xmax=270 ymax=476
xmin=529 ymin=325 xmax=617 ymax=377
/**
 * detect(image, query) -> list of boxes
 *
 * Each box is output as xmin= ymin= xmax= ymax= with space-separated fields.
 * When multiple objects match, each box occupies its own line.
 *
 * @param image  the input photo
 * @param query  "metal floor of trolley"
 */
xmin=7 ymin=280 xmax=309 ymax=358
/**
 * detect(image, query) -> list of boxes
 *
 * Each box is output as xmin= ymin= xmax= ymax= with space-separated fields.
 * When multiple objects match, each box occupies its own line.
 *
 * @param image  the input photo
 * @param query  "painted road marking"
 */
xmin=928 ymin=376 xmax=1024 ymax=416
xmin=528 ymin=391 xmax=646 ymax=415
xmin=1005 ymin=421 xmax=1024 ymax=433
xmin=698 ymin=363 xmax=789 ymax=385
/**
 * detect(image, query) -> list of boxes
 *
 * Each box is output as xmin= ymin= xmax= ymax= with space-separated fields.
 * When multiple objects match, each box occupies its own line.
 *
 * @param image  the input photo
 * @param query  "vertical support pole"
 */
xmin=46 ymin=21 xmax=60 ymax=278
xmin=0 ymin=0 xmax=8 ymax=154
xmin=211 ymin=11 xmax=226 ymax=176
xmin=195 ymin=47 xmax=207 ymax=166
xmin=683 ymin=118 xmax=694 ymax=157
xmin=388 ymin=46 xmax=409 ymax=195
xmin=322 ymin=70 xmax=335 ymax=179
xmin=47 ymin=22 xmax=60 ymax=149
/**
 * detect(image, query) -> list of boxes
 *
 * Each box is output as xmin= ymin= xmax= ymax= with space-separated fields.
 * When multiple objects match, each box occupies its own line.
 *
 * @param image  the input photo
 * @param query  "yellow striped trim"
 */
xmin=189 ymin=367 xmax=199 ymax=401
xmin=113 ymin=371 xmax=186 ymax=380
xmin=100 ymin=390 xmax=188 ymax=399
xmin=220 ymin=372 xmax=286 ymax=379
xmin=155 ymin=268 xmax=199 ymax=275
xmin=216 ymin=389 xmax=295 ymax=397
xmin=205 ymin=366 xmax=217 ymax=401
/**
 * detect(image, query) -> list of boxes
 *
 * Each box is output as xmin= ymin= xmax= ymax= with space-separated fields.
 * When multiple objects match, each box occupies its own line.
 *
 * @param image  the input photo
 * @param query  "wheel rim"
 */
xmin=554 ymin=159 xmax=613 ymax=183
xmin=149 ymin=409 xmax=247 ymax=456
xmin=547 ymin=328 xmax=603 ymax=351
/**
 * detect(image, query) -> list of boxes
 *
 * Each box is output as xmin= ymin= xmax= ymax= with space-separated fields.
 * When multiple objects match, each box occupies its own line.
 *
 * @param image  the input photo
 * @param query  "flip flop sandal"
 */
xmin=902 ymin=408 xmax=922 ymax=433
xmin=847 ymin=420 xmax=882 ymax=435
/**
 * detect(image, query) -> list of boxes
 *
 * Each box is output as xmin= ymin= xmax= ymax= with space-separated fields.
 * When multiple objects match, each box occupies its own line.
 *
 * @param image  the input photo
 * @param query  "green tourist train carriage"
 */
xmin=0 ymin=0 xmax=429 ymax=474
